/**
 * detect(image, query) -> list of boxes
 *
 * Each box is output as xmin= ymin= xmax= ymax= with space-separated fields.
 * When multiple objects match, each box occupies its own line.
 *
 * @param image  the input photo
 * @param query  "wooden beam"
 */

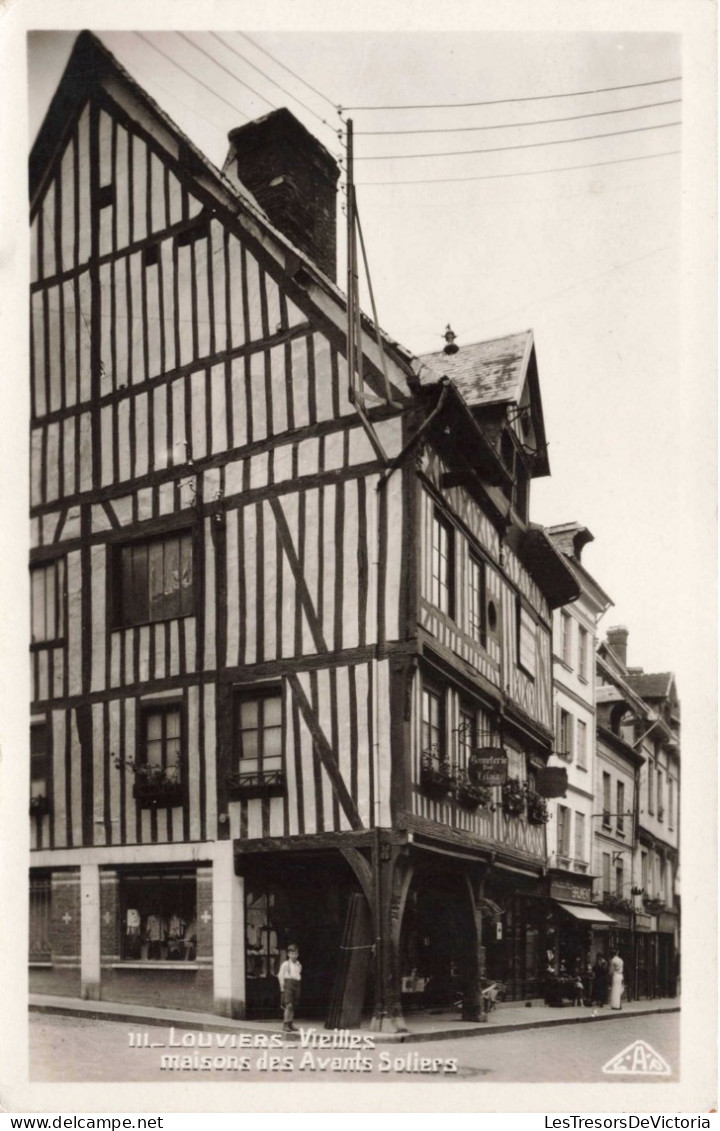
xmin=269 ymin=497 xmax=328 ymax=655
xmin=234 ymin=830 xmax=374 ymax=855
xmin=287 ymin=673 xmax=364 ymax=831
xmin=339 ymin=843 xmax=374 ymax=905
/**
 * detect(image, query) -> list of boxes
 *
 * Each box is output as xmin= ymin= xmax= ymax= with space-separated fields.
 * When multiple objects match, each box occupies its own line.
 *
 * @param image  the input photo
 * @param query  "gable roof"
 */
xmin=626 ymin=672 xmax=676 ymax=701
xmin=416 ymin=330 xmax=533 ymax=407
xmin=415 ymin=329 xmax=550 ymax=479
xmin=29 ymin=31 xmax=416 ymax=404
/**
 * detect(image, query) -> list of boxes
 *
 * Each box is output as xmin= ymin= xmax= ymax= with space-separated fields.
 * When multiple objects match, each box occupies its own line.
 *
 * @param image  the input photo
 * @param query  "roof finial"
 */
xmin=443 ymin=324 xmax=459 ymax=355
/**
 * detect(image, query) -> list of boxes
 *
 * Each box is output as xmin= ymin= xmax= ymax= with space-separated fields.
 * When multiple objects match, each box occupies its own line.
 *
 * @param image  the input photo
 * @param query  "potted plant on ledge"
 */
xmin=114 ymin=754 xmax=183 ymax=809
xmin=420 ymin=749 xmax=453 ymax=798
xmin=525 ymin=786 xmax=549 ymax=825
xmin=501 ymin=776 xmax=526 ymax=817
xmin=454 ymin=769 xmax=492 ymax=811
xmin=30 ymin=794 xmax=51 ymax=818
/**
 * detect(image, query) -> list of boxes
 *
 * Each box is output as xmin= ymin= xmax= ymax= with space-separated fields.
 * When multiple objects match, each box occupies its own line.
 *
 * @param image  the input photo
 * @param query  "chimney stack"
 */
xmin=223 ymin=109 xmax=340 ymax=281
xmin=606 ymin=625 xmax=629 ymax=667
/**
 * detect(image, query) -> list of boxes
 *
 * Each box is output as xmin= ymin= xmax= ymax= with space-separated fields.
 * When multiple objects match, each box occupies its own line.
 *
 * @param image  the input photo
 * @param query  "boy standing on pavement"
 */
xmin=278 ymin=944 xmax=302 ymax=1032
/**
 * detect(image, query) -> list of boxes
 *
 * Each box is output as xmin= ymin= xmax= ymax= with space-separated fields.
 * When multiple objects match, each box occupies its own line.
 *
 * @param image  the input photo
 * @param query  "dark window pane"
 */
xmin=163 ymin=537 xmax=181 ymax=619
xmin=148 ymin=540 xmax=166 ymax=621
xmin=119 ymin=533 xmax=194 ymax=626
xmin=179 ymin=534 xmax=194 ymax=615
xmin=131 ymin=544 xmax=149 ymax=624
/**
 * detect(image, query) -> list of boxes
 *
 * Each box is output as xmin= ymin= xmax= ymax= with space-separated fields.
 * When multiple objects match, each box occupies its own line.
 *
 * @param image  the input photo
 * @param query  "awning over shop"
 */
xmin=554 ymin=901 xmax=617 ymax=924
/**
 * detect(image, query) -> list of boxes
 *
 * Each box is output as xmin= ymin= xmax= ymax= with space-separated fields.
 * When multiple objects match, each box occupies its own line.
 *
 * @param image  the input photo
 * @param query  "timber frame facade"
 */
xmin=28 ymin=32 xmax=590 ymax=1027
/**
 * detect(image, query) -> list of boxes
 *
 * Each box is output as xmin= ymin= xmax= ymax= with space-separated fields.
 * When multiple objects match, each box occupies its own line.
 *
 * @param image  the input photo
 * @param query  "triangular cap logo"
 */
xmin=602 ymin=1039 xmax=671 ymax=1076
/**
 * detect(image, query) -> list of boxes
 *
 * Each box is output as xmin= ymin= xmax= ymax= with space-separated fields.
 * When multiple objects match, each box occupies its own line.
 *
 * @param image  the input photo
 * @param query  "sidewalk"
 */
xmin=29 ymin=992 xmax=679 ymax=1045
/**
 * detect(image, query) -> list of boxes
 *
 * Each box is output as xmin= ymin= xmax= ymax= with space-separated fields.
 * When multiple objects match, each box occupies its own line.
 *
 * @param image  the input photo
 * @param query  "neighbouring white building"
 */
xmin=596 ymin=626 xmax=680 ymax=999
xmin=544 ymin=523 xmax=614 ymax=969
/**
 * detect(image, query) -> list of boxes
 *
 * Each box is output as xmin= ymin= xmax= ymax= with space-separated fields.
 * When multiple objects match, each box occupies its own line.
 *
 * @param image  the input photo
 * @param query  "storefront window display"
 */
xmin=246 ymin=889 xmax=281 ymax=979
xmin=484 ymin=890 xmax=547 ymax=1000
xmin=399 ymin=871 xmax=476 ymax=1010
xmin=29 ymin=872 xmax=51 ymax=961
xmin=120 ymin=870 xmax=196 ymax=961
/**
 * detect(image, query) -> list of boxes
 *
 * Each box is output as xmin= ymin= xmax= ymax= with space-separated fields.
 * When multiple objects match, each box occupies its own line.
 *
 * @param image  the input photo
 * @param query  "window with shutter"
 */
xmin=556 ymin=708 xmax=573 ymax=759
xmin=117 ymin=530 xmax=194 ymax=627
xmin=429 ymin=509 xmax=455 ymax=617
xmin=468 ymin=555 xmax=487 ymax=647
xmin=561 ymin=611 xmax=572 ymax=666
xmin=31 ymin=559 xmax=65 ymax=644
xmin=576 ymin=719 xmax=588 ymax=769
xmin=602 ymin=772 xmax=611 ymax=827
xmin=602 ymin=852 xmax=611 ymax=899
xmin=557 ymin=805 xmax=571 ymax=857
xmin=574 ymin=811 xmax=586 ymax=862
xmin=516 ymin=600 xmax=537 ymax=678
xmin=578 ymin=626 xmax=589 ymax=681
xmin=616 ymin=781 xmax=625 ymax=834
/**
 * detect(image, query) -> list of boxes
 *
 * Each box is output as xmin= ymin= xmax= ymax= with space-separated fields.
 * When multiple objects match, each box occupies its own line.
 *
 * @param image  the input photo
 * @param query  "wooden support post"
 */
xmin=370 ymin=838 xmax=411 ymax=1033
xmin=462 ymin=869 xmax=488 ymax=1022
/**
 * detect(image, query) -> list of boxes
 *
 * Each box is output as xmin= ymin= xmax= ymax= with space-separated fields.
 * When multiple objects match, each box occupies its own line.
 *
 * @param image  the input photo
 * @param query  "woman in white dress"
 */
xmin=609 ymin=951 xmax=624 ymax=1010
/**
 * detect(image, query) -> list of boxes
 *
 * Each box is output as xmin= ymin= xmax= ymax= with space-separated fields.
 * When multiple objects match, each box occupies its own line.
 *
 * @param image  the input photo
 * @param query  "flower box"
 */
xmin=420 ymin=752 xmax=453 ymax=798
xmin=453 ymin=770 xmax=492 ymax=810
xmin=30 ymin=794 xmax=51 ymax=818
xmin=132 ymin=779 xmax=184 ymax=809
xmin=501 ymin=777 xmax=526 ymax=817
xmin=600 ymin=894 xmax=633 ymax=914
xmin=525 ymin=789 xmax=549 ymax=825
xmin=226 ymin=769 xmax=286 ymax=799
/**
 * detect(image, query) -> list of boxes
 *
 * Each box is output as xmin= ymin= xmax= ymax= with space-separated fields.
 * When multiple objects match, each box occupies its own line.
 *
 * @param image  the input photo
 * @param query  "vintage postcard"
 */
xmin=0 ymin=0 xmax=716 ymax=1116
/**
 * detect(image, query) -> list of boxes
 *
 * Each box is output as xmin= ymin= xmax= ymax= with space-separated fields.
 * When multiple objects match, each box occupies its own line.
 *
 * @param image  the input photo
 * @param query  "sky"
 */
xmin=19 ymin=20 xmax=714 ymax=693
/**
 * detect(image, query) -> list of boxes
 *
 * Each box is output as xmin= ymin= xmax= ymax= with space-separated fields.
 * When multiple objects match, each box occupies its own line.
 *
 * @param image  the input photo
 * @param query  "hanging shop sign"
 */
xmin=468 ymin=748 xmax=508 ymax=786
xmin=535 ymin=767 xmax=569 ymax=798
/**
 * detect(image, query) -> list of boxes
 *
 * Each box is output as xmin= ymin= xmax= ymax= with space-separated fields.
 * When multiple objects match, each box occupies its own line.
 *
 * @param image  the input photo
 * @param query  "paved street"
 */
xmin=30 ymin=1011 xmax=678 ymax=1085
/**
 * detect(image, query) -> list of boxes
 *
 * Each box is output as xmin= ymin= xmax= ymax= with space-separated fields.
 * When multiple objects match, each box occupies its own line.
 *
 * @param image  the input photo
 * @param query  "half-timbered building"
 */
xmin=29 ymin=31 xmax=580 ymax=1027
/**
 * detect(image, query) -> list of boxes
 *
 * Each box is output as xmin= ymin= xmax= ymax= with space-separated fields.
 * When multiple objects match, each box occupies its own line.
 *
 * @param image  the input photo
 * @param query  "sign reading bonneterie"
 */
xmin=468 ymin=748 xmax=508 ymax=786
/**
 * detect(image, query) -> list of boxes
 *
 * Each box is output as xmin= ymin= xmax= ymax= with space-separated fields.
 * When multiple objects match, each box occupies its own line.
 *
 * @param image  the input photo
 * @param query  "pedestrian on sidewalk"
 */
xmin=591 ymin=956 xmax=608 ymax=1006
xmin=278 ymin=943 xmax=302 ymax=1032
xmin=609 ymin=950 xmax=624 ymax=1010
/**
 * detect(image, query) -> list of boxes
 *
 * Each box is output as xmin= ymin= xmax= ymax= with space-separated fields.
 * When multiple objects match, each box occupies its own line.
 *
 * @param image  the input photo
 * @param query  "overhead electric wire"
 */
xmin=354 ymin=120 xmax=681 ymax=161
xmin=210 ymin=32 xmax=340 ymax=138
xmin=343 ymin=75 xmax=682 ymax=112
xmin=237 ymin=32 xmax=339 ymax=111
xmin=176 ymin=32 xmax=276 ymax=112
xmin=354 ymin=97 xmax=682 ymax=136
xmin=356 ymin=148 xmax=680 ymax=186
xmin=136 ymin=33 xmax=252 ymax=121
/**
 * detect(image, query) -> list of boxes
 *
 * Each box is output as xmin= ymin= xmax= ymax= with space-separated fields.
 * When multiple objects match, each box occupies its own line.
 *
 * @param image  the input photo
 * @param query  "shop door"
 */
xmin=243 ymin=858 xmax=358 ymax=1019
xmin=400 ymin=873 xmax=475 ymax=1010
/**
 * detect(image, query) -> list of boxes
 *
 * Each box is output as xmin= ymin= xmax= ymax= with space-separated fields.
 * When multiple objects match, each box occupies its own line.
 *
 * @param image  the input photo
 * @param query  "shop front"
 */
xmin=634 ymin=912 xmax=657 ymax=999
xmin=235 ymin=849 xmax=369 ymax=1021
xmin=398 ymin=862 xmax=477 ymax=1013
xmin=543 ymin=873 xmax=618 ymax=1001
xmin=484 ymin=869 xmax=547 ymax=1000
xmin=30 ymin=861 xmax=216 ymax=1012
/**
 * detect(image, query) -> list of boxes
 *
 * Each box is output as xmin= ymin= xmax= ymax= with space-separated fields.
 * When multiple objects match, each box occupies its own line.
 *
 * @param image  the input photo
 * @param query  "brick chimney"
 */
xmin=223 ymin=108 xmax=340 ymax=281
xmin=606 ymin=625 xmax=629 ymax=667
